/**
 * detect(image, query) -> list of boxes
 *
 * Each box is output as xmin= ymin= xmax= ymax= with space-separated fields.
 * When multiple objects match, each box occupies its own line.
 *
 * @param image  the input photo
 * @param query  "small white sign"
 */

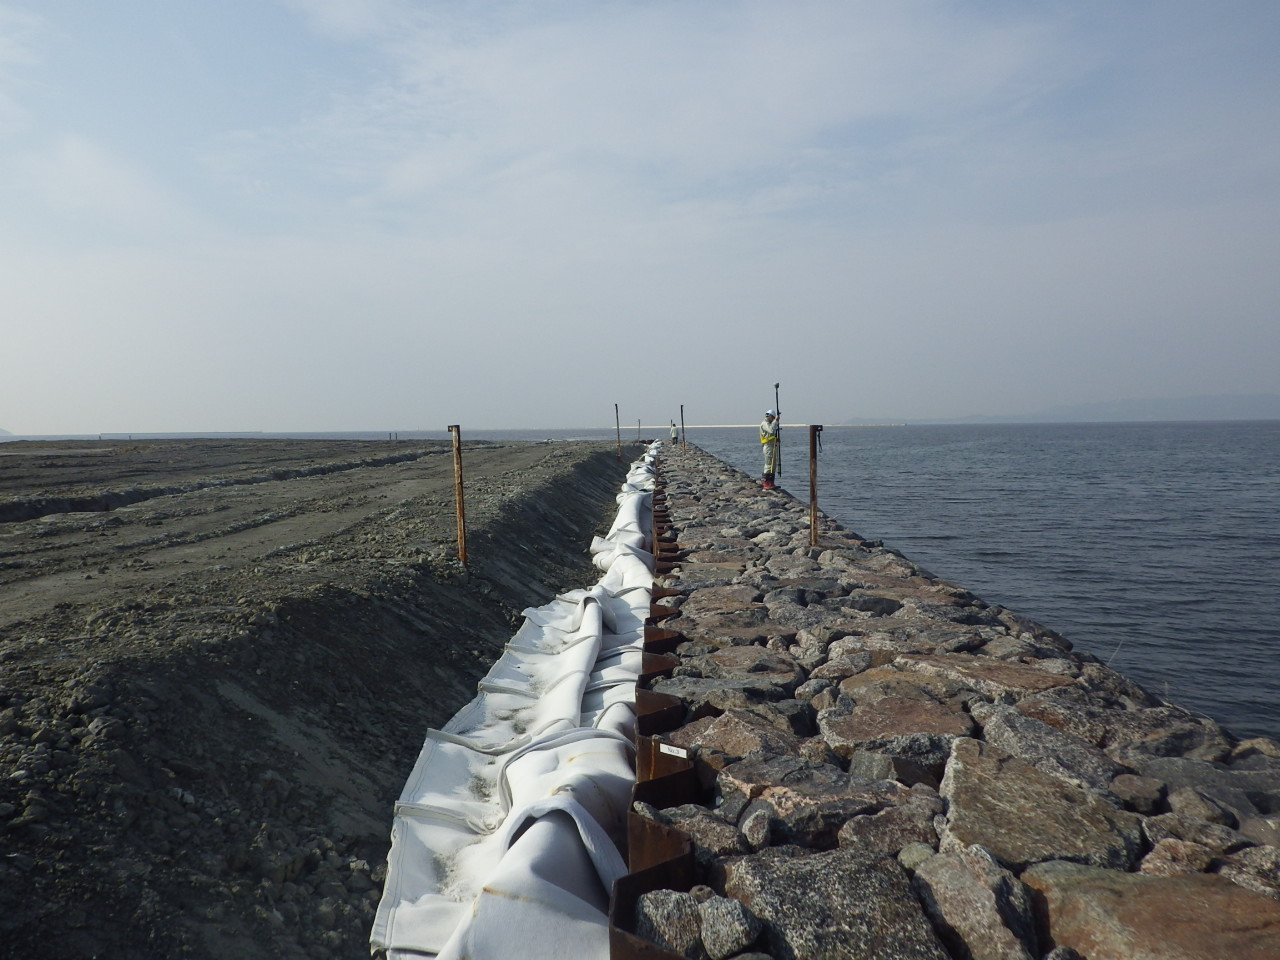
xmin=658 ymin=743 xmax=689 ymax=759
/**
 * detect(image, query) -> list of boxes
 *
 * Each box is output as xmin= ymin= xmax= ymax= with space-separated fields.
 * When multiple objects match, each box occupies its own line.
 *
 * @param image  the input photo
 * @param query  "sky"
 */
xmin=2 ymin=1 xmax=1279 ymax=433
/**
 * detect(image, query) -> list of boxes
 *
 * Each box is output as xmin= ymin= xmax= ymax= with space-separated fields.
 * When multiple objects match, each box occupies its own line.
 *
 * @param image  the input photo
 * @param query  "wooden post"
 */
xmin=679 ymin=405 xmax=686 ymax=445
xmin=809 ymin=424 xmax=822 ymax=547
xmin=448 ymin=425 xmax=468 ymax=566
xmin=615 ymin=404 xmax=621 ymax=460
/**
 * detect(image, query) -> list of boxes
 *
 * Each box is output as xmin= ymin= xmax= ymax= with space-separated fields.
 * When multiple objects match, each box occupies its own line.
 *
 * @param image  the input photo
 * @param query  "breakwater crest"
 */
xmin=621 ymin=441 xmax=1280 ymax=960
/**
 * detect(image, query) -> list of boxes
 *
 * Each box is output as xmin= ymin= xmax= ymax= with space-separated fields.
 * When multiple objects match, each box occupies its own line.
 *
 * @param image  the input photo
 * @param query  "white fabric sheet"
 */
xmin=370 ymin=445 xmax=662 ymax=959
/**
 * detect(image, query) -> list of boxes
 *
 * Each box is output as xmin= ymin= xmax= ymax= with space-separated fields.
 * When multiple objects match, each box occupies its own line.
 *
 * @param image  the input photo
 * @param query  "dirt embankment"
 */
xmin=0 ymin=438 xmax=641 ymax=960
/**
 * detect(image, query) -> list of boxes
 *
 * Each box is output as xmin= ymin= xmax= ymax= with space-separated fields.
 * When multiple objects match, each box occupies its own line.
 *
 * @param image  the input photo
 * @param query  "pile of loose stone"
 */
xmin=631 ymin=443 xmax=1280 ymax=960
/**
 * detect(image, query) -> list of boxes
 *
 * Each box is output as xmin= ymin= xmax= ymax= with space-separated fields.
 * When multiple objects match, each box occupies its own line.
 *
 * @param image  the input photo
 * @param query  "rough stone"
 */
xmin=686 ymin=645 xmax=807 ymax=698
xmin=824 ymin=694 xmax=974 ymax=742
xmin=721 ymin=847 xmax=950 ymax=960
xmin=939 ymin=738 xmax=1142 ymax=871
xmin=1167 ymin=785 xmax=1238 ymax=827
xmin=697 ymin=895 xmax=763 ymax=960
xmin=970 ymin=701 xmax=1128 ymax=793
xmin=649 ymin=677 xmax=786 ymax=716
xmin=1104 ymin=712 xmax=1234 ymax=763
xmin=635 ymin=889 xmax=707 ymax=960
xmin=1015 ymin=689 xmax=1109 ymax=747
xmin=658 ymin=805 xmax=751 ymax=871
xmin=895 ymin=653 xmax=1077 ymax=700
xmin=898 ymin=842 xmax=936 ymax=872
xmin=844 ymin=750 xmax=898 ymax=782
xmin=1237 ymin=815 xmax=1280 ymax=848
xmin=1217 ymin=844 xmax=1280 ymax=900
xmin=1124 ymin=755 xmax=1280 ymax=826
xmin=838 ymin=793 xmax=942 ymax=855
xmin=667 ymin=709 xmax=802 ymax=762
xmin=817 ymin=695 xmax=971 ymax=786
xmin=1141 ymin=812 xmax=1250 ymax=855
xmin=1108 ymin=773 xmax=1165 ymax=814
xmin=719 ymin=755 xmax=906 ymax=849
xmin=1022 ymin=860 xmax=1280 ymax=960
xmin=1139 ymin=838 xmax=1215 ymax=877
xmin=912 ymin=844 xmax=1038 ymax=960
xmin=809 ymin=654 xmax=872 ymax=682
xmin=837 ymin=665 xmax=972 ymax=707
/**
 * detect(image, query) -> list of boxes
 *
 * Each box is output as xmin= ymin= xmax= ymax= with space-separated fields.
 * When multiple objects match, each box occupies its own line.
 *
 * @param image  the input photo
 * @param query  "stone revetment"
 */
xmin=622 ymin=441 xmax=1280 ymax=960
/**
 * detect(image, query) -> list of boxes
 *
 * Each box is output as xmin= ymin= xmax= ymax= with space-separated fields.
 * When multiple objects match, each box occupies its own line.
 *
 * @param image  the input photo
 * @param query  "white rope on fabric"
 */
xmin=370 ymin=443 xmax=663 ymax=960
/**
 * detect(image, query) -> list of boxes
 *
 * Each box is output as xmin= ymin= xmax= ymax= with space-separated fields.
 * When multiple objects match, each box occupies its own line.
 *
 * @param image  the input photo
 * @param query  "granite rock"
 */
xmin=838 ymin=791 xmax=943 ymax=856
xmin=912 ymin=844 xmax=1038 ymax=960
xmin=719 ymin=755 xmax=906 ymax=850
xmin=895 ymin=654 xmax=1077 ymax=700
xmin=1121 ymin=754 xmax=1280 ymax=826
xmin=1108 ymin=773 xmax=1165 ymax=814
xmin=688 ymin=646 xmax=807 ymax=698
xmin=1138 ymin=837 xmax=1215 ymax=877
xmin=636 ymin=889 xmax=707 ymax=960
xmin=1141 ymin=812 xmax=1250 ymax=855
xmin=667 ymin=709 xmax=803 ymax=762
xmin=970 ymin=701 xmax=1128 ymax=793
xmin=697 ymin=895 xmax=763 ymax=960
xmin=658 ymin=804 xmax=752 ymax=872
xmin=1217 ymin=844 xmax=1280 ymax=900
xmin=1022 ymin=859 xmax=1280 ymax=960
xmin=939 ymin=738 xmax=1142 ymax=871
xmin=721 ymin=847 xmax=950 ymax=960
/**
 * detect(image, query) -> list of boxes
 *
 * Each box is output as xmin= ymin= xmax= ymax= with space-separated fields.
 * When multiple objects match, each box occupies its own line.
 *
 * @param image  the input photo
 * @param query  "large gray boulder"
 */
xmin=970 ymin=701 xmax=1128 ymax=793
xmin=894 ymin=653 xmax=1078 ymax=700
xmin=838 ymin=789 xmax=943 ymax=855
xmin=668 ymin=708 xmax=803 ymax=762
xmin=718 ymin=755 xmax=906 ymax=850
xmin=1022 ymin=860 xmax=1280 ymax=960
xmin=911 ymin=844 xmax=1038 ymax=960
xmin=636 ymin=888 xmax=707 ymax=960
xmin=1119 ymin=754 xmax=1280 ymax=826
xmin=939 ymin=738 xmax=1142 ymax=871
xmin=698 ymin=894 xmax=764 ymax=960
xmin=721 ymin=847 xmax=950 ymax=960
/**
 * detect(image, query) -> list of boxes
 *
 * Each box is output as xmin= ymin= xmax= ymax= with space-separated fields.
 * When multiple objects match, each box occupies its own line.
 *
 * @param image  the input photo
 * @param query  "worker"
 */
xmin=760 ymin=410 xmax=780 ymax=489
xmin=670 ymin=421 xmax=678 ymax=442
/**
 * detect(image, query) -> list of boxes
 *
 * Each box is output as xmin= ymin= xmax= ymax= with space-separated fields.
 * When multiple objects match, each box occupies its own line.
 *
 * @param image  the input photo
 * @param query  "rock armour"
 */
xmin=630 ymin=442 xmax=1280 ymax=960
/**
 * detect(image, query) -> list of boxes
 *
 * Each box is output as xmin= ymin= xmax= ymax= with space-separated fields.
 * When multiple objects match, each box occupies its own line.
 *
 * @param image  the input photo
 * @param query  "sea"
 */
xmin=690 ymin=421 xmax=1280 ymax=745
xmin=6 ymin=422 xmax=1278 ymax=742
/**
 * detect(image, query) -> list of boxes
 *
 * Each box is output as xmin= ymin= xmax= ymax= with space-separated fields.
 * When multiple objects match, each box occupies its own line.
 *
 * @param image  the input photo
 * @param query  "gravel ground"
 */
xmin=0 ymin=438 xmax=638 ymax=960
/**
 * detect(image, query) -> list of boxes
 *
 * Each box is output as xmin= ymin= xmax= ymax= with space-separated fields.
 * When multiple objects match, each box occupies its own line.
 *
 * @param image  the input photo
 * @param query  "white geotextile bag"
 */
xmin=371 ymin=443 xmax=663 ymax=959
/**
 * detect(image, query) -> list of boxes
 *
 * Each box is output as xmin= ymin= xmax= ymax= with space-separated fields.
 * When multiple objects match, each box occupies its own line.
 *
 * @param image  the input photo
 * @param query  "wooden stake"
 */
xmin=809 ymin=424 xmax=822 ymax=547
xmin=448 ymin=424 xmax=468 ymax=565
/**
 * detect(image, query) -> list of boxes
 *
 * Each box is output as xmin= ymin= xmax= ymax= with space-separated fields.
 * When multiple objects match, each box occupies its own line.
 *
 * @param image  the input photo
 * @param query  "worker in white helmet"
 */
xmin=760 ymin=410 xmax=780 ymax=489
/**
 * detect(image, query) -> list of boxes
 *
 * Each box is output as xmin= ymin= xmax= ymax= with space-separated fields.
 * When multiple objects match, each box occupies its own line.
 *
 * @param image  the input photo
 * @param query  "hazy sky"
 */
xmin=3 ymin=1 xmax=1278 ymax=433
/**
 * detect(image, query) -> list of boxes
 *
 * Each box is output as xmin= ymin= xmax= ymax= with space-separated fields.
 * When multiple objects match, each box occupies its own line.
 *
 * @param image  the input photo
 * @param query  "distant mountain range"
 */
xmin=845 ymin=393 xmax=1280 ymax=425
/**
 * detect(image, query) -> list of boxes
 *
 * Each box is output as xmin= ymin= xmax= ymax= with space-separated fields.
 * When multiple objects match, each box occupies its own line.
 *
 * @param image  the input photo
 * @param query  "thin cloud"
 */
xmin=1 ymin=1 xmax=1278 ymax=431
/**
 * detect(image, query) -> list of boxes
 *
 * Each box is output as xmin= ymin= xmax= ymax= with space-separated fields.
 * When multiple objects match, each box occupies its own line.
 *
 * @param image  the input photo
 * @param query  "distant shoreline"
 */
xmin=4 ymin=417 xmax=1280 ymax=443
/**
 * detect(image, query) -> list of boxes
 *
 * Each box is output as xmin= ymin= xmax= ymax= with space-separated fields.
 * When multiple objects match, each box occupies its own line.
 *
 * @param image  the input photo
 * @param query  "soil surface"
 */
xmin=0 ymin=438 xmax=640 ymax=960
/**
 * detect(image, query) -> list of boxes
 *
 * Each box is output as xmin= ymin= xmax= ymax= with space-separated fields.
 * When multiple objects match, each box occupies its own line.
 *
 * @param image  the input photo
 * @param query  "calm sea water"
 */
xmin=691 ymin=421 xmax=1280 ymax=743
xmin=8 ymin=423 xmax=1277 ymax=741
